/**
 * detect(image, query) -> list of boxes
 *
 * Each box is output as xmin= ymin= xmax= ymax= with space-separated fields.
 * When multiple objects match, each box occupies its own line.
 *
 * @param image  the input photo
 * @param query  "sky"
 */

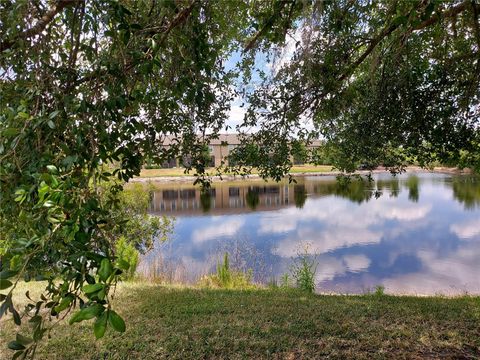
xmin=222 ymin=25 xmax=314 ymax=134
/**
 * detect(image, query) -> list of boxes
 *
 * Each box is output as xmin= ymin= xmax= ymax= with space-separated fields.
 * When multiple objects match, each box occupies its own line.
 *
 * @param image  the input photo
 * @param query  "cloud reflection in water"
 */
xmin=143 ymin=173 xmax=480 ymax=295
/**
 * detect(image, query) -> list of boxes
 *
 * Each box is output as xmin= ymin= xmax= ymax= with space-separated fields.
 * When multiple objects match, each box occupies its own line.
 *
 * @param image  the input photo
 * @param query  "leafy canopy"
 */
xmin=1 ymin=0 xmax=479 ymax=357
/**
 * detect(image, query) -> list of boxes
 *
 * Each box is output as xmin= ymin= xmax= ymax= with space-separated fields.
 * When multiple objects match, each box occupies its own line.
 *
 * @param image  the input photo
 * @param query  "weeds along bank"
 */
xmin=138 ymin=251 xmax=320 ymax=294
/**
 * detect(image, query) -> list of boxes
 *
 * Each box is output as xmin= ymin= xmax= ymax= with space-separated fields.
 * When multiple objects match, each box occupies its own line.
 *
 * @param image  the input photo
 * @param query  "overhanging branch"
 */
xmin=0 ymin=0 xmax=81 ymax=53
xmin=74 ymin=0 xmax=197 ymax=87
xmin=340 ymin=0 xmax=470 ymax=83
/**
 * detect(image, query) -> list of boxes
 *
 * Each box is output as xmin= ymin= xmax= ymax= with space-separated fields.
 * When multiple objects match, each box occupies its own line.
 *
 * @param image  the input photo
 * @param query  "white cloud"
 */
xmin=274 ymin=227 xmax=382 ymax=258
xmin=383 ymin=245 xmax=480 ymax=295
xmin=343 ymin=254 xmax=371 ymax=272
xmin=258 ymin=215 xmax=298 ymax=234
xmin=313 ymin=254 xmax=371 ymax=283
xmin=262 ymin=195 xmax=432 ymax=258
xmin=450 ymin=218 xmax=480 ymax=239
xmin=381 ymin=204 xmax=432 ymax=221
xmin=225 ymin=105 xmax=246 ymax=131
xmin=315 ymin=256 xmax=346 ymax=282
xmin=191 ymin=218 xmax=245 ymax=244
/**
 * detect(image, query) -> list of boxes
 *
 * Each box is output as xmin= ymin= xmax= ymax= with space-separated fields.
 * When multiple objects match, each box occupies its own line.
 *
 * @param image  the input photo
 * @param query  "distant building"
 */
xmin=157 ymin=134 xmax=322 ymax=168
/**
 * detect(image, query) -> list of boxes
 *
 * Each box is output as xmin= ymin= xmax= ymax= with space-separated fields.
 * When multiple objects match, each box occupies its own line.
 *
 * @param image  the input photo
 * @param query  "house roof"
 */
xmin=209 ymin=134 xmax=242 ymax=145
xmin=161 ymin=133 xmax=241 ymax=146
xmin=161 ymin=133 xmax=321 ymax=146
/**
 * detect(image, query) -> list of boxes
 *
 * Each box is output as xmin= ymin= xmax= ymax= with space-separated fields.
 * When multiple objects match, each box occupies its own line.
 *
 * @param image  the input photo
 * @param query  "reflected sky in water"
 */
xmin=141 ymin=172 xmax=480 ymax=295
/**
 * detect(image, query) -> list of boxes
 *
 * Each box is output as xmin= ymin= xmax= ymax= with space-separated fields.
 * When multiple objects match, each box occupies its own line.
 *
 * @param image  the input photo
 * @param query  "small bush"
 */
xmin=217 ymin=252 xmax=231 ymax=285
xmin=291 ymin=252 xmax=317 ymax=294
xmin=198 ymin=253 xmax=256 ymax=290
xmin=280 ymin=273 xmax=293 ymax=289
xmin=374 ymin=285 xmax=385 ymax=296
xmin=115 ymin=237 xmax=140 ymax=280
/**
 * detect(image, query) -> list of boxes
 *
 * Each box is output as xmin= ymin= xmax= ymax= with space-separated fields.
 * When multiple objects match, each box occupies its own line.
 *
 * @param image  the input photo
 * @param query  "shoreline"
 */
xmin=129 ymin=165 xmax=472 ymax=184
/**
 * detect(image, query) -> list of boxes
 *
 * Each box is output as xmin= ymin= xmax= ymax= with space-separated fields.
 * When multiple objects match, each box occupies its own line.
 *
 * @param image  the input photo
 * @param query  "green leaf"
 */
xmin=47 ymin=120 xmax=55 ymax=129
xmin=12 ymin=307 xmax=21 ymax=325
xmin=33 ymin=327 xmax=46 ymax=342
xmin=69 ymin=304 xmax=103 ymax=324
xmin=29 ymin=315 xmax=42 ymax=324
xmin=94 ymin=311 xmax=108 ymax=339
xmin=14 ymin=194 xmax=25 ymax=202
xmin=115 ymin=259 xmax=130 ymax=271
xmin=2 ymin=128 xmax=19 ymax=137
xmin=46 ymin=165 xmax=58 ymax=173
xmin=47 ymin=216 xmax=61 ymax=224
xmin=7 ymin=341 xmax=25 ymax=351
xmin=0 ymin=279 xmax=13 ymax=290
xmin=98 ymin=258 xmax=113 ymax=282
xmin=16 ymin=333 xmax=33 ymax=346
xmin=108 ymin=310 xmax=126 ymax=333
xmin=82 ymin=283 xmax=103 ymax=294
xmin=54 ymin=295 xmax=73 ymax=313
xmin=17 ymin=112 xmax=29 ymax=119
xmin=0 ymin=295 xmax=11 ymax=318
xmin=49 ymin=110 xmax=60 ymax=119
xmin=392 ymin=15 xmax=408 ymax=27
xmin=0 ymin=270 xmax=17 ymax=279
xmin=12 ymin=350 xmax=25 ymax=360
xmin=43 ymin=200 xmax=55 ymax=208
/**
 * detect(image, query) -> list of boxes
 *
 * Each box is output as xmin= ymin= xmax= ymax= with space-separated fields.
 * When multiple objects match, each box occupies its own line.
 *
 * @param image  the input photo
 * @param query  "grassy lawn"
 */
xmin=1 ymin=282 xmax=480 ymax=359
xmin=139 ymin=165 xmax=334 ymax=178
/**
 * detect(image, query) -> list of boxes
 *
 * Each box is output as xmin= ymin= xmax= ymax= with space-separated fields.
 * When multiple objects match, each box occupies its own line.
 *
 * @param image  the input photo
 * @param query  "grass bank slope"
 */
xmin=1 ymin=282 xmax=479 ymax=359
xmin=138 ymin=165 xmax=334 ymax=178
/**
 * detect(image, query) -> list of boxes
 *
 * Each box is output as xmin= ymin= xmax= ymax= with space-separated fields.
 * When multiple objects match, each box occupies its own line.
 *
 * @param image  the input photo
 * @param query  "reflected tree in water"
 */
xmin=200 ymin=191 xmax=212 ymax=213
xmin=294 ymin=185 xmax=307 ymax=209
xmin=452 ymin=177 xmax=480 ymax=210
xmin=246 ymin=188 xmax=260 ymax=210
xmin=377 ymin=178 xmax=400 ymax=198
xmin=314 ymin=180 xmax=373 ymax=204
xmin=406 ymin=176 xmax=420 ymax=203
xmin=390 ymin=178 xmax=400 ymax=198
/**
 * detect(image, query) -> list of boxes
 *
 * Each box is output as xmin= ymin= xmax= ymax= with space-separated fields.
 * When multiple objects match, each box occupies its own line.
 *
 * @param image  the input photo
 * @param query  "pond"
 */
xmin=140 ymin=171 xmax=480 ymax=295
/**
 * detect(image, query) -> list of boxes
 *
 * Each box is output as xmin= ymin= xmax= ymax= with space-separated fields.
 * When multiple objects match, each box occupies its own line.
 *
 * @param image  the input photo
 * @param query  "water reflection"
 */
xmin=452 ymin=177 xmax=480 ymax=210
xmin=406 ymin=176 xmax=419 ymax=202
xmin=150 ymin=175 xmax=426 ymax=215
xmin=142 ymin=172 xmax=480 ymax=295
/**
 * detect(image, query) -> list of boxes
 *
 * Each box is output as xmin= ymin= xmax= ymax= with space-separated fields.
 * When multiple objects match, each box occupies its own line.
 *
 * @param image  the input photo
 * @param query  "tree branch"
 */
xmin=339 ymin=0 xmax=470 ymax=83
xmin=413 ymin=0 xmax=470 ymax=30
xmin=73 ymin=0 xmax=197 ymax=87
xmin=0 ymin=0 xmax=81 ymax=53
xmin=243 ymin=1 xmax=291 ymax=52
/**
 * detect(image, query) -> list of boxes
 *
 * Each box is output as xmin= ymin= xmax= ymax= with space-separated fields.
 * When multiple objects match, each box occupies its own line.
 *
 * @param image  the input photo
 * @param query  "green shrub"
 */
xmin=280 ymin=273 xmax=293 ymax=289
xmin=291 ymin=253 xmax=317 ymax=294
xmin=198 ymin=253 xmax=256 ymax=290
xmin=115 ymin=237 xmax=140 ymax=280
xmin=217 ymin=252 xmax=231 ymax=285
xmin=374 ymin=285 xmax=385 ymax=296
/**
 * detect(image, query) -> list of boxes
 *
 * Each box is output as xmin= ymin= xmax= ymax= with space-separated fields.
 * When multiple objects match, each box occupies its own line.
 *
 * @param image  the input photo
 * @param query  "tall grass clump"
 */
xmin=374 ymin=285 xmax=385 ymax=296
xmin=217 ymin=252 xmax=231 ymax=285
xmin=268 ymin=273 xmax=294 ymax=291
xmin=291 ymin=251 xmax=317 ymax=294
xmin=198 ymin=252 xmax=255 ymax=289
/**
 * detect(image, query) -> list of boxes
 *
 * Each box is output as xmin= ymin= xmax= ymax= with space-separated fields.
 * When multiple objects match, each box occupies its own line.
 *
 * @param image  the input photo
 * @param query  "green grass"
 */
xmin=1 ymin=282 xmax=480 ymax=359
xmin=138 ymin=165 xmax=334 ymax=178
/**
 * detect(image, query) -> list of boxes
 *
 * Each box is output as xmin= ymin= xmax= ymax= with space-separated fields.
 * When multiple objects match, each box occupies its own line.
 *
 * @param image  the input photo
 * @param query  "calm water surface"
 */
xmin=140 ymin=172 xmax=480 ymax=295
